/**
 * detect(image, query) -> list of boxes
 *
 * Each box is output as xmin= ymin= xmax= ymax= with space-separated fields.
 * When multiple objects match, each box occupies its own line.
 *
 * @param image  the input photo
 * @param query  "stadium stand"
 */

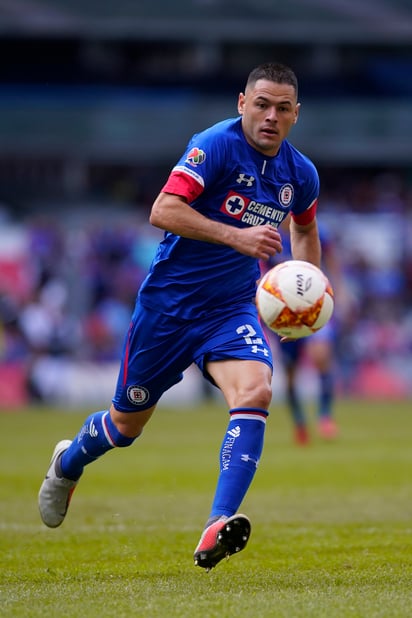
xmin=0 ymin=1 xmax=411 ymax=406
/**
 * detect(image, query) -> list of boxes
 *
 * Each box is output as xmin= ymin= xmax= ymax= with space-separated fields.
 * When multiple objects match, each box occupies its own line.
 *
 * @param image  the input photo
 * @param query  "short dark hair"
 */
xmin=246 ymin=62 xmax=298 ymax=97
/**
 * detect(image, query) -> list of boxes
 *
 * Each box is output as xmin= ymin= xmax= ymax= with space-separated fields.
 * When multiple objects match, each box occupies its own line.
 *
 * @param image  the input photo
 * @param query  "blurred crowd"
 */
xmin=0 ymin=2 xmax=411 ymax=407
xmin=0 ymin=169 xmax=411 ymax=406
xmin=0 ymin=207 xmax=162 ymax=404
xmin=319 ymin=172 xmax=412 ymax=400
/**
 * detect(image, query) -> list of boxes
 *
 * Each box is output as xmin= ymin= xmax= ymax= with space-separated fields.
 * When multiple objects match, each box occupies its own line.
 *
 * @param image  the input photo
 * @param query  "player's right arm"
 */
xmin=150 ymin=191 xmax=282 ymax=260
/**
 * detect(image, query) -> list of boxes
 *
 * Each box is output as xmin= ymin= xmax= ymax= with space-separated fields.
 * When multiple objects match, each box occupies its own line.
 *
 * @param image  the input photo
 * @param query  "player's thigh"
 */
xmin=206 ymin=359 xmax=273 ymax=410
xmin=197 ymin=305 xmax=273 ymax=409
xmin=113 ymin=303 xmax=193 ymax=412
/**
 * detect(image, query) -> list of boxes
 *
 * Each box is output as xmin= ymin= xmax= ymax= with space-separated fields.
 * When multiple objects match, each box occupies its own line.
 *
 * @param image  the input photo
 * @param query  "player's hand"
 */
xmin=232 ymin=225 xmax=282 ymax=260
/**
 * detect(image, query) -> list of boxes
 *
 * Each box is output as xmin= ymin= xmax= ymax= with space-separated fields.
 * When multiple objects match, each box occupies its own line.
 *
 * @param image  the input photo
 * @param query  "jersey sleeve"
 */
xmin=291 ymin=197 xmax=318 ymax=225
xmin=290 ymin=161 xmax=319 ymax=226
xmin=161 ymin=170 xmax=204 ymax=203
xmin=160 ymin=123 xmax=230 ymax=204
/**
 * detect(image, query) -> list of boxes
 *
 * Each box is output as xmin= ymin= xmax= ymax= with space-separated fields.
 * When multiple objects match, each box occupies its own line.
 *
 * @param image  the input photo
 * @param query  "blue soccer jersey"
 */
xmin=139 ymin=117 xmax=319 ymax=320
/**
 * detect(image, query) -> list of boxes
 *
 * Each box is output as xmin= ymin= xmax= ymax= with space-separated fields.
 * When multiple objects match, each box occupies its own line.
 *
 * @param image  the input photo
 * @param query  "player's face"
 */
xmin=238 ymin=79 xmax=300 ymax=156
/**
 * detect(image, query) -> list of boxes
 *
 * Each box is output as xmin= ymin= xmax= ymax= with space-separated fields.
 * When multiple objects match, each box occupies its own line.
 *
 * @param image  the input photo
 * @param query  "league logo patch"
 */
xmin=185 ymin=147 xmax=206 ymax=167
xmin=127 ymin=385 xmax=149 ymax=406
xmin=279 ymin=184 xmax=294 ymax=206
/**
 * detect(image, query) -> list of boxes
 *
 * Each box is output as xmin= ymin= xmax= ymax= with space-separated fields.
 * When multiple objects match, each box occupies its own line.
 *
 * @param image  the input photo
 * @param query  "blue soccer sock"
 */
xmin=60 ymin=410 xmax=136 ymax=481
xmin=318 ymin=371 xmax=334 ymax=419
xmin=208 ymin=407 xmax=268 ymax=520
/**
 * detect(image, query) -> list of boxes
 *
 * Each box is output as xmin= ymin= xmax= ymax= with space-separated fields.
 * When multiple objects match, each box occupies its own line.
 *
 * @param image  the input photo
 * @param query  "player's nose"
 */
xmin=265 ymin=106 xmax=278 ymax=122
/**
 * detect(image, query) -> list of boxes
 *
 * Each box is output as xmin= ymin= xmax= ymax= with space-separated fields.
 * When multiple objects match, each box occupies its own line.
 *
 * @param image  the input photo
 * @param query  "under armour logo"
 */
xmin=236 ymin=174 xmax=255 ymax=187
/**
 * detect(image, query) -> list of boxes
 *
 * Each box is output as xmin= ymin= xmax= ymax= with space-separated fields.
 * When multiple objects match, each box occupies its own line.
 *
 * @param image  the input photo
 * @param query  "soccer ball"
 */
xmin=256 ymin=260 xmax=334 ymax=339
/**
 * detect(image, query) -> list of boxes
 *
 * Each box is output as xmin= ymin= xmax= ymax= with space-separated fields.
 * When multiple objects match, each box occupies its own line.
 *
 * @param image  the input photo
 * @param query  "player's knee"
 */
xmin=113 ymin=432 xmax=138 ymax=448
xmin=235 ymin=380 xmax=272 ymax=410
xmin=104 ymin=410 xmax=140 ymax=447
xmin=254 ymin=382 xmax=272 ymax=410
xmin=110 ymin=404 xmax=155 ymax=440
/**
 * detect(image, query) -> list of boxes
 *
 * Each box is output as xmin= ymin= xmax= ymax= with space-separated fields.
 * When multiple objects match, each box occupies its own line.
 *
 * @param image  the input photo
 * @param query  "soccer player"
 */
xmin=261 ymin=220 xmax=340 ymax=445
xmin=281 ymin=325 xmax=338 ymax=445
xmin=38 ymin=62 xmax=322 ymax=570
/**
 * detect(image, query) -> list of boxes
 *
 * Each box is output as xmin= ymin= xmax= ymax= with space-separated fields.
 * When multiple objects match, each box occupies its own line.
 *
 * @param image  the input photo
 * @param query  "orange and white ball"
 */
xmin=256 ymin=260 xmax=334 ymax=339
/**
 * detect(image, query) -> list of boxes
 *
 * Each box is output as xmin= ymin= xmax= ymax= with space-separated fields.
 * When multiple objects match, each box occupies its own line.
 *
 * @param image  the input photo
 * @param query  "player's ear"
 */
xmin=293 ymin=102 xmax=301 ymax=124
xmin=238 ymin=92 xmax=245 ymax=115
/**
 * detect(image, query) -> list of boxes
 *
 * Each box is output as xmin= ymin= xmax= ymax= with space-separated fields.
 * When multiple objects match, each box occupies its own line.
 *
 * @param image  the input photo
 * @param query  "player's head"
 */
xmin=245 ymin=63 xmax=298 ymax=98
xmin=238 ymin=62 xmax=300 ymax=157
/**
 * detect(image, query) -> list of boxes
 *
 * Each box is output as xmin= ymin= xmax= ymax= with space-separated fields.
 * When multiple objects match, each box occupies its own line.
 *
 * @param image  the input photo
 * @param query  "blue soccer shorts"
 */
xmin=112 ymin=299 xmax=273 ymax=412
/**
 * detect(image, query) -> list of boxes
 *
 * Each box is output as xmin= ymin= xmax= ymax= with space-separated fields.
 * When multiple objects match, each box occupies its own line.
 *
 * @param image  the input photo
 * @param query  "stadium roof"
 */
xmin=0 ymin=0 xmax=412 ymax=43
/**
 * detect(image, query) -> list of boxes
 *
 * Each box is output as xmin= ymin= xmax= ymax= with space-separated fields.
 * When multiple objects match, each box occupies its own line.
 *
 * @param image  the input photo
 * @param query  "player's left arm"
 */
xmin=288 ymin=158 xmax=321 ymax=267
xmin=289 ymin=217 xmax=321 ymax=268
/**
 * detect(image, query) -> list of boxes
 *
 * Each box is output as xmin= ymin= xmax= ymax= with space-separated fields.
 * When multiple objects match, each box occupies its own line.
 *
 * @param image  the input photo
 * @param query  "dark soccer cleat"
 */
xmin=193 ymin=514 xmax=251 ymax=571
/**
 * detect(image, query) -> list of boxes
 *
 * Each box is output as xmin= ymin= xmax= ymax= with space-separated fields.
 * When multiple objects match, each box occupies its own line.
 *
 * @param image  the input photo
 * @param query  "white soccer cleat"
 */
xmin=38 ymin=440 xmax=78 ymax=528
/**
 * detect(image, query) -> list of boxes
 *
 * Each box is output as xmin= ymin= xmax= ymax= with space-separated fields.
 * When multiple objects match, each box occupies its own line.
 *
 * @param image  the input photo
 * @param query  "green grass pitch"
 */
xmin=1 ymin=399 xmax=412 ymax=617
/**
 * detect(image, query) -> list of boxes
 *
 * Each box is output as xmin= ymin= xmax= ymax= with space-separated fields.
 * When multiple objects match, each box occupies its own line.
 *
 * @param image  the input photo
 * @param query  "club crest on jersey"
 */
xmin=279 ymin=183 xmax=294 ymax=206
xmin=185 ymin=147 xmax=206 ymax=167
xmin=236 ymin=173 xmax=255 ymax=187
xmin=127 ymin=385 xmax=149 ymax=406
